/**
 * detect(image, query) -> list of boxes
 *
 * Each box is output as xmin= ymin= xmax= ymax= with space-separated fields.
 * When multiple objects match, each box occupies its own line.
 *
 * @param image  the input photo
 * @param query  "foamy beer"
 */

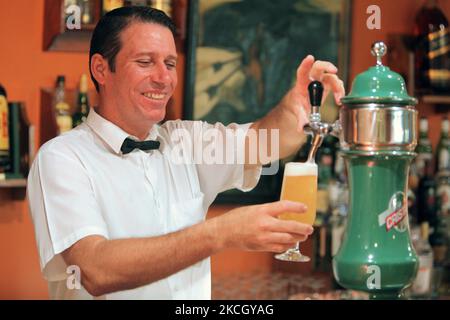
xmin=279 ymin=162 xmax=318 ymax=225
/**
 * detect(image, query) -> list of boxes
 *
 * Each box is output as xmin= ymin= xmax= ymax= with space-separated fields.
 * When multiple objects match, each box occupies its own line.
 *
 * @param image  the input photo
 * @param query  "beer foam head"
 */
xmin=284 ymin=162 xmax=318 ymax=176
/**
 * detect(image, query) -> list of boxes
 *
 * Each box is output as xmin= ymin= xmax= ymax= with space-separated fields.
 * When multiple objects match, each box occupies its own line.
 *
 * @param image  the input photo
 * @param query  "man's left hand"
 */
xmin=283 ymin=55 xmax=346 ymax=133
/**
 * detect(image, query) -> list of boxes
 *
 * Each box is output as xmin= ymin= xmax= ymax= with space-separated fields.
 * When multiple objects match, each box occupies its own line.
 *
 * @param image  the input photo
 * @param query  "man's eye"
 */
xmin=166 ymin=63 xmax=176 ymax=69
xmin=137 ymin=60 xmax=151 ymax=66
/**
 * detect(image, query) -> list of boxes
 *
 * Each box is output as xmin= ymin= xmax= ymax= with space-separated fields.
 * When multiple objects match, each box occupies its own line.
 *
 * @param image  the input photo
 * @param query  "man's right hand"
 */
xmin=216 ymin=200 xmax=314 ymax=253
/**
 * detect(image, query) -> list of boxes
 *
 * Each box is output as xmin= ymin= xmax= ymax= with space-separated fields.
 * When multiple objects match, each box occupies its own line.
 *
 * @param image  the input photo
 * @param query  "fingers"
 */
xmin=296 ymin=105 xmax=309 ymax=133
xmin=295 ymin=55 xmax=315 ymax=89
xmin=295 ymin=56 xmax=344 ymax=106
xmin=267 ymin=232 xmax=309 ymax=245
xmin=271 ymin=219 xmax=314 ymax=236
xmin=260 ymin=200 xmax=307 ymax=217
xmin=309 ymin=60 xmax=338 ymax=81
xmin=270 ymin=244 xmax=299 ymax=253
xmin=321 ymin=74 xmax=345 ymax=105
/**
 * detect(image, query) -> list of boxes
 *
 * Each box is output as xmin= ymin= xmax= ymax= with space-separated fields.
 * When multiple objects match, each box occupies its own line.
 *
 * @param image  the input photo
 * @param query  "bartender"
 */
xmin=27 ymin=6 xmax=345 ymax=299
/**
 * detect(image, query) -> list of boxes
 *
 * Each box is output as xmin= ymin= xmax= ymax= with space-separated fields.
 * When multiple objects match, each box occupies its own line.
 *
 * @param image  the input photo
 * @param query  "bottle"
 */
xmin=435 ymin=117 xmax=450 ymax=172
xmin=432 ymin=170 xmax=450 ymax=264
xmin=0 ymin=84 xmax=10 ymax=172
xmin=316 ymin=136 xmax=335 ymax=215
xmin=429 ymin=212 xmax=448 ymax=265
xmin=82 ymin=0 xmax=93 ymax=25
xmin=151 ymin=0 xmax=173 ymax=17
xmin=414 ymin=0 xmax=450 ymax=92
xmin=54 ymin=76 xmax=73 ymax=135
xmin=411 ymin=222 xmax=434 ymax=298
xmin=72 ymin=74 xmax=90 ymax=128
xmin=415 ymin=117 xmax=433 ymax=180
xmin=317 ymin=135 xmax=336 ymax=188
xmin=408 ymin=187 xmax=419 ymax=227
xmin=417 ymin=158 xmax=437 ymax=226
xmin=102 ymin=0 xmax=124 ymax=14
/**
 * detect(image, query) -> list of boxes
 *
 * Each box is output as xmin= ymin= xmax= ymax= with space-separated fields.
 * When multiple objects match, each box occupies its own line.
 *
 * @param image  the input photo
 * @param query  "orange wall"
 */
xmin=0 ymin=0 xmax=449 ymax=299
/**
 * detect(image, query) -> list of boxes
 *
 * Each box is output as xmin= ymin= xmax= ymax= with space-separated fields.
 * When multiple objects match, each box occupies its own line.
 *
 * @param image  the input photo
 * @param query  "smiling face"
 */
xmin=99 ymin=21 xmax=178 ymax=138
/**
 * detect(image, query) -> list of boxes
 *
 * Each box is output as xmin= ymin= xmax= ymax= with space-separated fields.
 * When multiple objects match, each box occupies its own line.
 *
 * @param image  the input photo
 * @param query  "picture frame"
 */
xmin=184 ymin=0 xmax=352 ymax=204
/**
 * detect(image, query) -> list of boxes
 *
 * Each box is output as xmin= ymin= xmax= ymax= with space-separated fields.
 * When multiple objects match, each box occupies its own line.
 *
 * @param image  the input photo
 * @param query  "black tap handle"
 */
xmin=308 ymin=81 xmax=324 ymax=107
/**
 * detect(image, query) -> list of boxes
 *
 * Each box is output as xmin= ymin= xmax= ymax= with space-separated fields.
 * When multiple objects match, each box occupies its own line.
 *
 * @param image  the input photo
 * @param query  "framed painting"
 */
xmin=184 ymin=0 xmax=351 ymax=204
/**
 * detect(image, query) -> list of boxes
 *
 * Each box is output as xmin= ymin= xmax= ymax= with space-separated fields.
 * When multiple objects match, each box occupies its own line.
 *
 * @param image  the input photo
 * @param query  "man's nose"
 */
xmin=151 ymin=62 xmax=171 ymax=86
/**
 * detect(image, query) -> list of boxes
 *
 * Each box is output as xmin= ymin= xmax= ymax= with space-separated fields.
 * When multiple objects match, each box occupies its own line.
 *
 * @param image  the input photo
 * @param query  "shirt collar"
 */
xmin=86 ymin=108 xmax=159 ymax=155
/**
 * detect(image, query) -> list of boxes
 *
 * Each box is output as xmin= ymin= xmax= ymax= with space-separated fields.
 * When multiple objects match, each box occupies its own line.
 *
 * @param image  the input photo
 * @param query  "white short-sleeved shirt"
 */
xmin=27 ymin=109 xmax=262 ymax=300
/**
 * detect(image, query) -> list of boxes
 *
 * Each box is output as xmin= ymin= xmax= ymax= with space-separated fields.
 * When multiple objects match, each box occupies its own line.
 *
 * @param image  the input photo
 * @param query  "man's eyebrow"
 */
xmin=133 ymin=52 xmax=178 ymax=61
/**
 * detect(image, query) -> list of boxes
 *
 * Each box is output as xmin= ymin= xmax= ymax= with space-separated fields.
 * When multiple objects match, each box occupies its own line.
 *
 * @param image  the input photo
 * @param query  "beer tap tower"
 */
xmin=305 ymin=42 xmax=419 ymax=299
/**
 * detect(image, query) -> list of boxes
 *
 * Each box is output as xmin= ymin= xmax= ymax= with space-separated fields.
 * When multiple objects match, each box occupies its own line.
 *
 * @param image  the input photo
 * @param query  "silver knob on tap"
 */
xmin=371 ymin=41 xmax=387 ymax=66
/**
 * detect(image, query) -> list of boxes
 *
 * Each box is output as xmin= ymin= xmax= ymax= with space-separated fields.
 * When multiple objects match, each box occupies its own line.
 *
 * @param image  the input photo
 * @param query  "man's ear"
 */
xmin=90 ymin=53 xmax=108 ymax=88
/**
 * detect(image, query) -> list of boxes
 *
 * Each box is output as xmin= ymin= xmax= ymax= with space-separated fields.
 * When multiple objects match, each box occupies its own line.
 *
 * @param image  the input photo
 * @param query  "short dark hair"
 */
xmin=89 ymin=6 xmax=176 ymax=92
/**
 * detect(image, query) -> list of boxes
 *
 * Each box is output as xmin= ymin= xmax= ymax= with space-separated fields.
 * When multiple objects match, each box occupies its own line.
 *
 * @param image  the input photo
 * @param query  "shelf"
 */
xmin=0 ymin=179 xmax=27 ymax=188
xmin=43 ymin=0 xmax=188 ymax=53
xmin=421 ymin=95 xmax=450 ymax=105
xmin=43 ymin=0 xmax=102 ymax=52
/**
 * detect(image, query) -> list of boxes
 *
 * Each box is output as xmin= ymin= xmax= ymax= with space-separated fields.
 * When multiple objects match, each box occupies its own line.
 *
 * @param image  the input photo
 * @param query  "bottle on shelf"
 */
xmin=54 ymin=75 xmax=73 ymax=135
xmin=433 ymin=169 xmax=449 ymax=263
xmin=414 ymin=0 xmax=450 ymax=93
xmin=409 ymin=117 xmax=432 ymax=226
xmin=102 ymin=0 xmax=125 ymax=14
xmin=411 ymin=222 xmax=434 ymax=298
xmin=417 ymin=158 xmax=437 ymax=226
xmin=81 ymin=0 xmax=93 ymax=25
xmin=435 ymin=170 xmax=450 ymax=297
xmin=150 ymin=0 xmax=173 ymax=17
xmin=414 ymin=117 xmax=434 ymax=181
xmin=72 ymin=74 xmax=90 ymax=128
xmin=435 ymin=116 xmax=450 ymax=172
xmin=0 ymin=84 xmax=10 ymax=173
xmin=316 ymin=135 xmax=338 ymax=214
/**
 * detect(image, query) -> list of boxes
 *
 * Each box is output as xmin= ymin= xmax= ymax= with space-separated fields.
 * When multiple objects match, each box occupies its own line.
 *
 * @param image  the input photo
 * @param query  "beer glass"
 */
xmin=274 ymin=161 xmax=318 ymax=262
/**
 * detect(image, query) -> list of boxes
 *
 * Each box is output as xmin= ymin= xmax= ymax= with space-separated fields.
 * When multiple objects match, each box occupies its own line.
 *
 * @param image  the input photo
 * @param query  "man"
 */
xmin=27 ymin=7 xmax=345 ymax=299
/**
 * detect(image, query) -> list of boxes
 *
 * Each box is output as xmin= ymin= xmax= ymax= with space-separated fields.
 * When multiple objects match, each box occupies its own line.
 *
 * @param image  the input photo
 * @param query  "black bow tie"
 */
xmin=120 ymin=137 xmax=160 ymax=154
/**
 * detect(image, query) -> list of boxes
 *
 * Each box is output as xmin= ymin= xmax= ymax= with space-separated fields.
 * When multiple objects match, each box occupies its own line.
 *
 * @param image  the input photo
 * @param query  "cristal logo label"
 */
xmin=378 ymin=192 xmax=408 ymax=232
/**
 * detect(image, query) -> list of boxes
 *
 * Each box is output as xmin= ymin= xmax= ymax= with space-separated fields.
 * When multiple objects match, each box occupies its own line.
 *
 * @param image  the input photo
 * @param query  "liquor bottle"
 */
xmin=435 ymin=117 xmax=450 ymax=172
xmin=81 ymin=0 xmax=93 ymax=25
xmin=411 ymin=222 xmax=434 ymax=298
xmin=0 ymin=84 xmax=10 ymax=172
xmin=414 ymin=0 xmax=450 ymax=92
xmin=54 ymin=76 xmax=73 ymax=135
xmin=151 ymin=0 xmax=173 ymax=17
xmin=429 ymin=213 xmax=448 ymax=265
xmin=316 ymin=135 xmax=335 ymax=215
xmin=432 ymin=169 xmax=450 ymax=263
xmin=72 ymin=74 xmax=90 ymax=128
xmin=408 ymin=187 xmax=419 ymax=227
xmin=317 ymin=135 xmax=336 ymax=188
xmin=414 ymin=117 xmax=433 ymax=180
xmin=102 ymin=0 xmax=124 ymax=14
xmin=417 ymin=158 xmax=437 ymax=225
